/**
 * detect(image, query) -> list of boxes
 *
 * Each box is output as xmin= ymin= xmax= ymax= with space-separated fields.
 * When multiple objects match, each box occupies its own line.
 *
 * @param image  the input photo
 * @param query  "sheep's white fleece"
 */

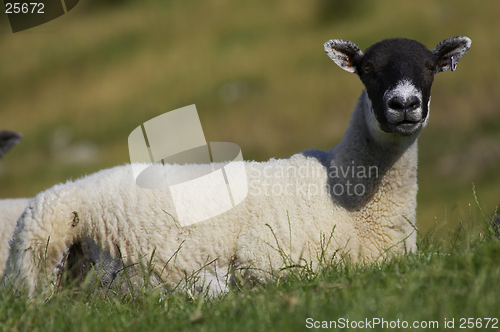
xmin=0 ymin=198 xmax=31 ymax=276
xmin=4 ymin=91 xmax=419 ymax=295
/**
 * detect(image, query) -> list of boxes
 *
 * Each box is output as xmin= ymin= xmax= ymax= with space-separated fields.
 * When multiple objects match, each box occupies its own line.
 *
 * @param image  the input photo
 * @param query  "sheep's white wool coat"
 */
xmin=0 ymin=198 xmax=31 ymax=276
xmin=4 ymin=91 xmax=418 ymax=295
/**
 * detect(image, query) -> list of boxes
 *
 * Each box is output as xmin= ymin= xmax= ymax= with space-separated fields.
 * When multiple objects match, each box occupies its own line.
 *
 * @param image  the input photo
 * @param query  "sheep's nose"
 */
xmin=387 ymin=96 xmax=421 ymax=111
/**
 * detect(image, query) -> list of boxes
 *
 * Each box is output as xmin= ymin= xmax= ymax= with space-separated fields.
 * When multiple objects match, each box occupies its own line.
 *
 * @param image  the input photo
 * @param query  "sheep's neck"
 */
xmin=327 ymin=90 xmax=419 ymax=216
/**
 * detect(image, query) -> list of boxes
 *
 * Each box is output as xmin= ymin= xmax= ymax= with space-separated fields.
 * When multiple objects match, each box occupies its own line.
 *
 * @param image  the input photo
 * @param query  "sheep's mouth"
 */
xmin=370 ymin=103 xmax=425 ymax=136
xmin=389 ymin=120 xmax=423 ymax=136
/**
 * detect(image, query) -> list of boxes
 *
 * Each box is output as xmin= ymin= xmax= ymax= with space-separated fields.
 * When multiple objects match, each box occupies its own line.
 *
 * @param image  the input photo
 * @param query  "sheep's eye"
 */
xmin=427 ymin=65 xmax=436 ymax=74
xmin=363 ymin=66 xmax=372 ymax=74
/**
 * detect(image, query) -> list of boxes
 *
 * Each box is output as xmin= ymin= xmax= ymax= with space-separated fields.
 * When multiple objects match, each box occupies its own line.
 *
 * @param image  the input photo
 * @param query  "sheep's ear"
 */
xmin=0 ymin=130 xmax=22 ymax=157
xmin=432 ymin=36 xmax=471 ymax=73
xmin=324 ymin=39 xmax=363 ymax=73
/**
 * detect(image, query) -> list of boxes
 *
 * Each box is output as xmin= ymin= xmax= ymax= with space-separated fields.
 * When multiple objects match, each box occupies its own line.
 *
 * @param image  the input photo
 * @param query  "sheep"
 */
xmin=3 ymin=36 xmax=471 ymax=296
xmin=0 ymin=199 xmax=31 ymax=276
xmin=0 ymin=131 xmax=31 ymax=276
xmin=0 ymin=130 xmax=22 ymax=158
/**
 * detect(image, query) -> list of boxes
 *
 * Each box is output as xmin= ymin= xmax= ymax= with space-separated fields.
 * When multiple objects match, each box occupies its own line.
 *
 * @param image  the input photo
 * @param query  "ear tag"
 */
xmin=450 ymin=56 xmax=457 ymax=71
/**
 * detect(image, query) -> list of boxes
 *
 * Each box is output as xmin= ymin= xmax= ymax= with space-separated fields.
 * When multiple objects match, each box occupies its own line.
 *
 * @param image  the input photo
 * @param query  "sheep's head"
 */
xmin=324 ymin=37 xmax=471 ymax=137
xmin=0 ymin=130 xmax=22 ymax=157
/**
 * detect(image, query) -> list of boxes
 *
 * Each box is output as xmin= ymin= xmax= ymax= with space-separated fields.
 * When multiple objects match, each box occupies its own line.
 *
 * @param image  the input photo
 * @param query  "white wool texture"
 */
xmin=4 ymin=91 xmax=418 ymax=295
xmin=0 ymin=198 xmax=31 ymax=276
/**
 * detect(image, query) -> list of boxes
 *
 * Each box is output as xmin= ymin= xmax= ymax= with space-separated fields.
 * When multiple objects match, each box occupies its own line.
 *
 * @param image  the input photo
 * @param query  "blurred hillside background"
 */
xmin=0 ymin=0 xmax=498 ymax=235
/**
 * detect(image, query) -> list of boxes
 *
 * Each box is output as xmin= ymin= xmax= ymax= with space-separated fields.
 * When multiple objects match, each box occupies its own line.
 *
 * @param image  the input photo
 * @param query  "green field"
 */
xmin=1 ymin=0 xmax=499 ymax=330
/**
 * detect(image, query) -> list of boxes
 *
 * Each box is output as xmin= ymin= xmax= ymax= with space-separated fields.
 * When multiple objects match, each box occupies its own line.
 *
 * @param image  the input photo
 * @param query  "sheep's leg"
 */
xmin=199 ymin=266 xmax=231 ymax=297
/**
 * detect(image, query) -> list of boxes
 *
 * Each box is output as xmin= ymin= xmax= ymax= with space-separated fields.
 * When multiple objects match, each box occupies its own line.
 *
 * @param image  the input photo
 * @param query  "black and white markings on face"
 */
xmin=357 ymin=39 xmax=435 ymax=136
xmin=324 ymin=36 xmax=471 ymax=137
xmin=382 ymin=79 xmax=425 ymax=135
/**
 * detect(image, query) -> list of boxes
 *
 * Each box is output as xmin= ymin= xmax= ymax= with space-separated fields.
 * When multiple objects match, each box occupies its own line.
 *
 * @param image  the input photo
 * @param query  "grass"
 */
xmin=1 ymin=195 xmax=499 ymax=331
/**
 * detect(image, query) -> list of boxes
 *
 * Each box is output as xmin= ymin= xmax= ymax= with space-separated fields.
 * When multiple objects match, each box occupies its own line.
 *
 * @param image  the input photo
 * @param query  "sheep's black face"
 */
xmin=324 ymin=36 xmax=471 ymax=137
xmin=356 ymin=39 xmax=435 ymax=136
